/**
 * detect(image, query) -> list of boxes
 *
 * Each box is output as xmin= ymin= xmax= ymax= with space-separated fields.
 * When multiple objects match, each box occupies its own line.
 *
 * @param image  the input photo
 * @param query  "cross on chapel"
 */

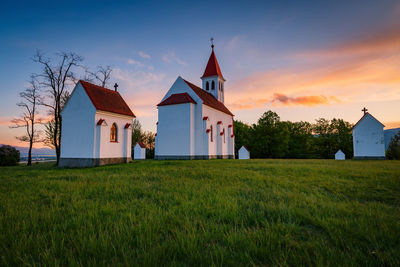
xmin=362 ymin=107 xmax=368 ymax=114
xmin=114 ymin=83 xmax=119 ymax=91
xmin=210 ymin=37 xmax=214 ymax=49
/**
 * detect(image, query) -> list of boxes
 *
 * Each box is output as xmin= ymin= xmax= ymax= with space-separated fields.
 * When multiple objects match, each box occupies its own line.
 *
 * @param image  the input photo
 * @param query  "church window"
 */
xmin=210 ymin=125 xmax=213 ymax=142
xmin=211 ymin=81 xmax=215 ymax=90
xmin=221 ymin=83 xmax=223 ymax=92
xmin=110 ymin=123 xmax=118 ymax=142
xmin=223 ymin=128 xmax=225 ymax=143
xmin=206 ymin=81 xmax=209 ymax=91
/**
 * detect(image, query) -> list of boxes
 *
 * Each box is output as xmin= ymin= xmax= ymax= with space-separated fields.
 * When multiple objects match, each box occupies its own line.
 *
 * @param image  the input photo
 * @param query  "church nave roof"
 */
xmin=183 ymin=79 xmax=233 ymax=116
xmin=79 ymin=80 xmax=135 ymax=117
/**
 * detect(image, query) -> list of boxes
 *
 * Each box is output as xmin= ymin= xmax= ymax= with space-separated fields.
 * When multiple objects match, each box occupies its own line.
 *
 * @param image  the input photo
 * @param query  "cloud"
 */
xmin=271 ymin=93 xmax=340 ymax=106
xmin=162 ymin=52 xmax=186 ymax=65
xmin=113 ymin=67 xmax=166 ymax=111
xmin=227 ymin=94 xmax=339 ymax=110
xmin=127 ymin=58 xmax=143 ymax=67
xmin=138 ymin=51 xmax=151 ymax=59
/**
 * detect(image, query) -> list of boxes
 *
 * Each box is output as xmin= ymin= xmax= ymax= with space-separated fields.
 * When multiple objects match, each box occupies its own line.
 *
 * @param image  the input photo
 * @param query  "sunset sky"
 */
xmin=1 ymin=0 xmax=399 ymax=148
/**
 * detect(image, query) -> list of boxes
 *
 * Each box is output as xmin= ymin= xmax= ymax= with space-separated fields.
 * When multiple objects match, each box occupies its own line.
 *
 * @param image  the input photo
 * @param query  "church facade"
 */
xmin=155 ymin=45 xmax=235 ymax=159
xmin=352 ymin=111 xmax=385 ymax=159
xmin=59 ymin=80 xmax=135 ymax=167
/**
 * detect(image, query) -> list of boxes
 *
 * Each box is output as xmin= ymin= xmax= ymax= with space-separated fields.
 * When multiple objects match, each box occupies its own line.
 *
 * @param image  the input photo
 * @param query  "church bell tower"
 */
xmin=201 ymin=38 xmax=226 ymax=103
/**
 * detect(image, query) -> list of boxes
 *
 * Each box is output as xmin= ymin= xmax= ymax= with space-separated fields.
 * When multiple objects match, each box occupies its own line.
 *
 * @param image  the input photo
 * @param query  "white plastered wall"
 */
xmin=202 ymin=105 xmax=234 ymax=157
xmin=94 ymin=111 xmax=132 ymax=159
xmin=156 ymin=103 xmax=194 ymax=156
xmin=60 ymin=83 xmax=96 ymax=158
xmin=353 ymin=114 xmax=385 ymax=157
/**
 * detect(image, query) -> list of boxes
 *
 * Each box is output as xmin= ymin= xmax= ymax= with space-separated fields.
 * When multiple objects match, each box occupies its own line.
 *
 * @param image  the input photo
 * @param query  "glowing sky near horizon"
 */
xmin=1 ymin=0 xmax=399 ymax=147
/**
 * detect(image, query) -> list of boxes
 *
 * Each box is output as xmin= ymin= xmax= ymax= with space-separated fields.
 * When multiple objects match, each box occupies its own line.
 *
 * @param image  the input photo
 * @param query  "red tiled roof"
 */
xmin=79 ymin=80 xmax=135 ymax=117
xmin=137 ymin=142 xmax=146 ymax=148
xmin=157 ymin=93 xmax=197 ymax=106
xmin=183 ymin=79 xmax=233 ymax=116
xmin=201 ymin=50 xmax=224 ymax=80
xmin=352 ymin=112 xmax=385 ymax=130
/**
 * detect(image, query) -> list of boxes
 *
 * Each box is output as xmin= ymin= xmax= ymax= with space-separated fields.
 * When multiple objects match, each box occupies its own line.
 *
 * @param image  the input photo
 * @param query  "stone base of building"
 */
xmin=353 ymin=156 xmax=386 ymax=160
xmin=155 ymin=155 xmax=234 ymax=160
xmin=58 ymin=157 xmax=132 ymax=168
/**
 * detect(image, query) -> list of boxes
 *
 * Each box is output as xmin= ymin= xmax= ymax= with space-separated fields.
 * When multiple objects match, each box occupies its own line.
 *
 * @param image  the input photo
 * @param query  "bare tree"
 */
xmin=10 ymin=77 xmax=43 ymax=166
xmin=33 ymin=50 xmax=83 ymax=164
xmin=42 ymin=91 xmax=70 ymax=150
xmin=84 ymin=65 xmax=113 ymax=87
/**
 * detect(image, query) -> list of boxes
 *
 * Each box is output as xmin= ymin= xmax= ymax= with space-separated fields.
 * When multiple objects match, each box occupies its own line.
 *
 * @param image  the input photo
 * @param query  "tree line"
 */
xmin=234 ymin=110 xmax=354 ymax=159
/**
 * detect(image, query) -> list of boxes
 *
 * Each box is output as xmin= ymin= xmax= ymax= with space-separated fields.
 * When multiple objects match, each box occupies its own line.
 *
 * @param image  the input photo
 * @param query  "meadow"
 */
xmin=0 ymin=159 xmax=399 ymax=266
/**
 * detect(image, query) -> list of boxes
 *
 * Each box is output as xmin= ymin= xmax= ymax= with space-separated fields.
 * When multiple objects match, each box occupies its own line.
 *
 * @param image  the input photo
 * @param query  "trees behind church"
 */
xmin=131 ymin=119 xmax=156 ymax=159
xmin=234 ymin=110 xmax=354 ymax=159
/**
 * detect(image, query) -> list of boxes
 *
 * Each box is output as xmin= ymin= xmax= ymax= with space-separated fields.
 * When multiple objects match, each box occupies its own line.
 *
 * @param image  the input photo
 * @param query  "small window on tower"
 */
xmin=223 ymin=128 xmax=225 ymax=143
xmin=211 ymin=81 xmax=215 ymax=90
xmin=210 ymin=125 xmax=213 ymax=142
xmin=206 ymin=81 xmax=209 ymax=90
xmin=221 ymin=83 xmax=223 ymax=92
xmin=110 ymin=123 xmax=118 ymax=142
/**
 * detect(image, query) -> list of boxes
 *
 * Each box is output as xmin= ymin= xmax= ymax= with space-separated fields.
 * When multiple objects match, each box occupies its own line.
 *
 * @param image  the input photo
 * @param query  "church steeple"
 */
xmin=201 ymin=38 xmax=226 ymax=103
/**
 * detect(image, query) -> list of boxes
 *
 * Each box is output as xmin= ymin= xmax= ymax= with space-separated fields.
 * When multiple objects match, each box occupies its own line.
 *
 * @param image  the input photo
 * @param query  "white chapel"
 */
xmin=59 ymin=80 xmax=136 ymax=167
xmin=155 ymin=43 xmax=235 ymax=159
xmin=352 ymin=108 xmax=385 ymax=159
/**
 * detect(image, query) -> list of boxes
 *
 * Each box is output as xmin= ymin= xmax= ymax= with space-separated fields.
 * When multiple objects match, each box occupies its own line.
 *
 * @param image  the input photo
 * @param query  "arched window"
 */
xmin=211 ymin=81 xmax=215 ymax=90
xmin=206 ymin=81 xmax=209 ymax=91
xmin=210 ymin=125 xmax=213 ymax=142
xmin=223 ymin=128 xmax=225 ymax=143
xmin=110 ymin=123 xmax=118 ymax=142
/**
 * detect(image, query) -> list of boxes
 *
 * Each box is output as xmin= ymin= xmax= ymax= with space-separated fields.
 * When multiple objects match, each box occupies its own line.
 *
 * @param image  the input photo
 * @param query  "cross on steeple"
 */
xmin=210 ymin=37 xmax=214 ymax=50
xmin=362 ymin=107 xmax=368 ymax=114
xmin=114 ymin=83 xmax=118 ymax=92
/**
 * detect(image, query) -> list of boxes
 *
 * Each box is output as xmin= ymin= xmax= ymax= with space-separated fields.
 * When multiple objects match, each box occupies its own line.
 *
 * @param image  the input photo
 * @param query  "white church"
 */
xmin=352 ymin=108 xmax=385 ymax=159
xmin=59 ymin=80 xmax=136 ymax=167
xmin=155 ymin=44 xmax=235 ymax=159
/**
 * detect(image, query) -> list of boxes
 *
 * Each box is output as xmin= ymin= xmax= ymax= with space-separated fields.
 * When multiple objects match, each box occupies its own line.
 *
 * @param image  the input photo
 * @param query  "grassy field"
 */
xmin=0 ymin=159 xmax=399 ymax=266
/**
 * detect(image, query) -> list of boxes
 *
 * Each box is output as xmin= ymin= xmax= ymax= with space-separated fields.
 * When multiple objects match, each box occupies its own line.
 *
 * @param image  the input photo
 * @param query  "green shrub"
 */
xmin=0 ymin=145 xmax=20 ymax=166
xmin=387 ymin=133 xmax=400 ymax=160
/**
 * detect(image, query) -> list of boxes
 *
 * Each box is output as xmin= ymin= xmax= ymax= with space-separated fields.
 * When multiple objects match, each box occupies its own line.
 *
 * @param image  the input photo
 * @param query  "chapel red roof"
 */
xmin=183 ymin=79 xmax=233 ymax=116
xmin=137 ymin=142 xmax=146 ymax=149
xmin=201 ymin=49 xmax=224 ymax=80
xmin=79 ymin=80 xmax=135 ymax=117
xmin=157 ymin=93 xmax=197 ymax=106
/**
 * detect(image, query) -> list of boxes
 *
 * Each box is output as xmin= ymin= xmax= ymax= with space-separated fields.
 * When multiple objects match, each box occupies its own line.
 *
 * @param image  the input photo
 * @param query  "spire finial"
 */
xmin=362 ymin=107 xmax=368 ymax=115
xmin=210 ymin=37 xmax=214 ymax=50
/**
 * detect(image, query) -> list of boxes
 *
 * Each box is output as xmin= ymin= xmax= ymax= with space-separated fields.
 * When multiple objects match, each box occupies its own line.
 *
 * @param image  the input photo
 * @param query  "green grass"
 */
xmin=0 ymin=159 xmax=399 ymax=266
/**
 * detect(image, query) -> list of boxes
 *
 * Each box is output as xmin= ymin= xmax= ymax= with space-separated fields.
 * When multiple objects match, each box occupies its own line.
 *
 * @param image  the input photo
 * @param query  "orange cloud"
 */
xmin=272 ymin=93 xmax=340 ymax=106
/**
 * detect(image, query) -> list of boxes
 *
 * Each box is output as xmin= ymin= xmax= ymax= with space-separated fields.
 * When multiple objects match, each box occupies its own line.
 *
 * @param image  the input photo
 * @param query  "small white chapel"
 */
xmin=155 ymin=42 xmax=235 ymax=159
xmin=59 ymin=80 xmax=136 ymax=167
xmin=352 ymin=108 xmax=385 ymax=159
